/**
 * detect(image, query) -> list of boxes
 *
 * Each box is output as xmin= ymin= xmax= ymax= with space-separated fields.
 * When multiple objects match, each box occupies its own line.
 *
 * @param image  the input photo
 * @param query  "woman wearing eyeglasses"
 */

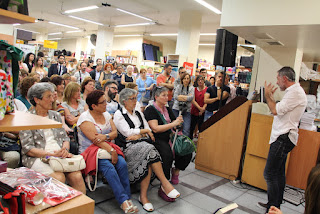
xmin=113 ymin=88 xmax=180 ymax=212
xmin=77 ymin=90 xmax=138 ymax=214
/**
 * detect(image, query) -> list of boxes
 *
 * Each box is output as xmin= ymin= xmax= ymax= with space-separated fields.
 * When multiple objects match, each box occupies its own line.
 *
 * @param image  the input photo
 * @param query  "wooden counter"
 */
xmin=0 ymin=111 xmax=62 ymax=132
xmin=0 ymin=8 xmax=35 ymax=24
xmin=242 ymin=113 xmax=320 ymax=190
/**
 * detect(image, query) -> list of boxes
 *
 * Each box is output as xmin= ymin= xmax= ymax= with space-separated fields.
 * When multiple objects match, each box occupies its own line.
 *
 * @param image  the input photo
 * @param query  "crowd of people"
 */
xmin=4 ymin=53 xmax=310 ymax=214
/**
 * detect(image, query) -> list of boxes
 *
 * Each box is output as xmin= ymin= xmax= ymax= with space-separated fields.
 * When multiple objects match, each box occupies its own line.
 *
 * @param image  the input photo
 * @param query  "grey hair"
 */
xmin=28 ymin=82 xmax=55 ymax=106
xmin=119 ymin=88 xmax=137 ymax=106
xmin=153 ymin=86 xmax=168 ymax=101
xmin=278 ymin=66 xmax=295 ymax=82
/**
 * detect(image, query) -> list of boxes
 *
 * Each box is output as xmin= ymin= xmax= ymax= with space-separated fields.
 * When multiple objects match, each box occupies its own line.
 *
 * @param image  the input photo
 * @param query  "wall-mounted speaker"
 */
xmin=214 ymin=29 xmax=238 ymax=67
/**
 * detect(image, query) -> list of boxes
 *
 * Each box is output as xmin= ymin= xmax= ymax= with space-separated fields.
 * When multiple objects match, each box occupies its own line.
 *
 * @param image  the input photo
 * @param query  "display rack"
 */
xmin=116 ymin=55 xmax=137 ymax=66
xmin=167 ymin=54 xmax=187 ymax=68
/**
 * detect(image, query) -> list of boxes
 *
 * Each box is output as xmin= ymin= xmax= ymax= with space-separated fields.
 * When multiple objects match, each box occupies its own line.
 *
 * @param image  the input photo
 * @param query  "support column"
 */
xmin=36 ymin=33 xmax=48 ymax=41
xmin=95 ymin=26 xmax=114 ymax=62
xmin=175 ymin=11 xmax=202 ymax=71
xmin=75 ymin=37 xmax=87 ymax=60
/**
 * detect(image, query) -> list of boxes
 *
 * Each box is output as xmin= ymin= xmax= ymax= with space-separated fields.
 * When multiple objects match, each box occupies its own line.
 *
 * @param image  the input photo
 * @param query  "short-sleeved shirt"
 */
xmin=106 ymin=99 xmax=120 ymax=116
xmin=156 ymin=74 xmax=175 ymax=101
xmin=61 ymin=100 xmax=86 ymax=117
xmin=144 ymin=106 xmax=176 ymax=142
xmin=205 ymin=85 xmax=230 ymax=112
xmin=77 ymin=110 xmax=112 ymax=154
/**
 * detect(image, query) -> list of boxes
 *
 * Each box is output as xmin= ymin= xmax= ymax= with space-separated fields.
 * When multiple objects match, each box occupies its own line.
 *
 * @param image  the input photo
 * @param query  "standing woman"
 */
xmin=121 ymin=65 xmax=136 ymax=88
xmin=31 ymin=56 xmax=47 ymax=79
xmin=23 ymin=53 xmax=35 ymax=73
xmin=172 ymin=73 xmax=194 ymax=138
xmin=99 ymin=63 xmax=113 ymax=86
xmin=86 ymin=59 xmax=94 ymax=73
xmin=81 ymin=77 xmax=95 ymax=101
xmin=136 ymin=68 xmax=156 ymax=111
xmin=62 ymin=82 xmax=88 ymax=127
xmin=190 ymin=75 xmax=207 ymax=139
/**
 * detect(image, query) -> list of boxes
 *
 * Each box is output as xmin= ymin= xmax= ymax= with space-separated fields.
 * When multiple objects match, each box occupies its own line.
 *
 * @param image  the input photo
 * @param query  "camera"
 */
xmin=178 ymin=101 xmax=188 ymax=113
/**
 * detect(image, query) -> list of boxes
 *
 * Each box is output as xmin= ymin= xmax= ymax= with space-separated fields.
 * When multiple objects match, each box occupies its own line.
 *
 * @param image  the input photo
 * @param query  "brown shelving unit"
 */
xmin=0 ymin=8 xmax=35 ymax=24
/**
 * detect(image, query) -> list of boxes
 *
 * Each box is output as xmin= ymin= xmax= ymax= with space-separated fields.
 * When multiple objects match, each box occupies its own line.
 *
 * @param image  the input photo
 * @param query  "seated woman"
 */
xmin=62 ymin=82 xmax=88 ymax=127
xmin=144 ymin=87 xmax=192 ymax=184
xmin=19 ymin=83 xmax=86 ymax=194
xmin=114 ymin=88 xmax=180 ymax=212
xmin=77 ymin=90 xmax=138 ymax=214
xmin=15 ymin=76 xmax=38 ymax=111
xmin=80 ymin=77 xmax=95 ymax=101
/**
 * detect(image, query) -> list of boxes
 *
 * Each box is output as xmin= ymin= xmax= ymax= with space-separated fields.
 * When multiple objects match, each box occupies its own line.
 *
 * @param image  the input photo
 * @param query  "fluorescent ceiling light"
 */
xmin=48 ymin=21 xmax=79 ymax=30
xmin=194 ymin=0 xmax=221 ymax=14
xmin=149 ymin=33 xmax=217 ymax=36
xmin=48 ymin=32 xmax=62 ymax=35
xmin=150 ymin=33 xmax=178 ymax=36
xmin=115 ymin=22 xmax=154 ymax=28
xmin=114 ymin=34 xmax=143 ymax=37
xmin=66 ymin=30 xmax=82 ymax=33
xmin=12 ymin=23 xmax=21 ymax=26
xmin=200 ymin=33 xmax=217 ymax=36
xmin=116 ymin=8 xmax=152 ymax=21
xmin=16 ymin=28 xmax=40 ymax=34
xmin=49 ymin=38 xmax=61 ymax=40
xmin=199 ymin=43 xmax=215 ymax=46
xmin=64 ymin=5 xmax=99 ymax=14
xmin=68 ymin=15 xmax=104 ymax=25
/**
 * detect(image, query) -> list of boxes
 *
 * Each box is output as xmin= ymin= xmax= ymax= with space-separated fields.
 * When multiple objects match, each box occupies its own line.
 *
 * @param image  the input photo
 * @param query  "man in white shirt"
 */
xmin=225 ymin=75 xmax=236 ymax=104
xmin=104 ymin=80 xmax=120 ymax=116
xmin=74 ymin=62 xmax=91 ymax=84
xmin=257 ymin=67 xmax=307 ymax=213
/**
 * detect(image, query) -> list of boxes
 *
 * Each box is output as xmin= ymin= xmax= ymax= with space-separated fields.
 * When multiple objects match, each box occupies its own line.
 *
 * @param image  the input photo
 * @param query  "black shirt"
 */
xmin=144 ymin=106 xmax=176 ymax=142
xmin=205 ymin=85 xmax=230 ymax=112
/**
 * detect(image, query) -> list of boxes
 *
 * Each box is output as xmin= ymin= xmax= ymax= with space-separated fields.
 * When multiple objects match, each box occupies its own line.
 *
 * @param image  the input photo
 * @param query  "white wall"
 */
xmin=57 ymin=39 xmax=77 ymax=53
xmin=197 ymin=46 xmax=215 ymax=64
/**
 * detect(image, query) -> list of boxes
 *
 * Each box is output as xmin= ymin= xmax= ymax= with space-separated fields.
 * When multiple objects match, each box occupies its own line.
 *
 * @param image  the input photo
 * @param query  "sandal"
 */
xmin=128 ymin=200 xmax=139 ymax=213
xmin=120 ymin=200 xmax=137 ymax=213
xmin=158 ymin=186 xmax=180 ymax=202
xmin=138 ymin=196 xmax=154 ymax=212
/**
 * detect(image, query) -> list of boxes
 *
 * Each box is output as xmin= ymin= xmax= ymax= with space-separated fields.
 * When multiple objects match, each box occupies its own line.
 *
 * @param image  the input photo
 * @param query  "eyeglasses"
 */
xmin=109 ymin=87 xmax=118 ymax=91
xmin=98 ymin=100 xmax=107 ymax=105
xmin=128 ymin=96 xmax=137 ymax=101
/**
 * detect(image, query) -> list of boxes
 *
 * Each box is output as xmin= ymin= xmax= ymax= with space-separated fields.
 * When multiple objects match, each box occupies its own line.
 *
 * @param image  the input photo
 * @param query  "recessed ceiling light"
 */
xmin=48 ymin=21 xmax=79 ymax=30
xmin=114 ymin=22 xmax=155 ymax=27
xmin=12 ymin=23 xmax=21 ymax=26
xmin=199 ymin=43 xmax=215 ymax=46
xmin=49 ymin=38 xmax=61 ymax=40
xmin=68 ymin=15 xmax=104 ymax=26
xmin=48 ymin=32 xmax=62 ymax=35
xmin=194 ymin=0 xmax=221 ymax=14
xmin=64 ymin=5 xmax=99 ymax=14
xmin=116 ymin=8 xmax=152 ymax=22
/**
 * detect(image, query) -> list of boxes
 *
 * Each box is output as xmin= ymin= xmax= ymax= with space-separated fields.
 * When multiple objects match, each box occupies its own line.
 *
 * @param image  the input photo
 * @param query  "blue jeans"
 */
xmin=204 ymin=110 xmax=214 ymax=122
xmin=173 ymin=109 xmax=192 ymax=139
xmin=98 ymin=156 xmax=131 ymax=205
xmin=263 ymin=133 xmax=295 ymax=211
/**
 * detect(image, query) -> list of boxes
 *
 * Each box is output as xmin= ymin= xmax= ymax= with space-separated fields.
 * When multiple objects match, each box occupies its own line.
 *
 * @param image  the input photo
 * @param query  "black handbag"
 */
xmin=0 ymin=136 xmax=20 ymax=152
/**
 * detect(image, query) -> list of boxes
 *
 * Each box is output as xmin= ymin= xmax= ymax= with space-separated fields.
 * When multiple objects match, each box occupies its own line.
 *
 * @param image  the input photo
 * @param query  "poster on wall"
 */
xmin=183 ymin=62 xmax=194 ymax=75
xmin=15 ymin=44 xmax=36 ymax=57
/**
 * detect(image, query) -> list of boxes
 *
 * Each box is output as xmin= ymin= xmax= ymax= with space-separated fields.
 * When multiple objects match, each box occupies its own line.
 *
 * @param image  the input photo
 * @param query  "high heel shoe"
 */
xmin=138 ymin=196 xmax=154 ymax=212
xmin=158 ymin=186 xmax=180 ymax=202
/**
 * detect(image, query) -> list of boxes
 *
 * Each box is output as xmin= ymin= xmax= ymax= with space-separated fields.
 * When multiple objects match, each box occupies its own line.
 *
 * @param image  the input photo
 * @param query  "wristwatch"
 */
xmin=110 ymin=148 xmax=115 ymax=153
xmin=106 ymin=134 xmax=110 ymax=140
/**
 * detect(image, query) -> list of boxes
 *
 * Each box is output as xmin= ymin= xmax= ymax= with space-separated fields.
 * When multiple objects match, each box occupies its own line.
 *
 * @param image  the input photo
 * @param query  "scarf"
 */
xmin=153 ymin=102 xmax=171 ymax=124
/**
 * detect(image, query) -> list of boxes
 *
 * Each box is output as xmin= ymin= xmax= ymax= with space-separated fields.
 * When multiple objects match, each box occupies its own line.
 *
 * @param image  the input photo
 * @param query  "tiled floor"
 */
xmin=88 ymin=162 xmax=305 ymax=214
